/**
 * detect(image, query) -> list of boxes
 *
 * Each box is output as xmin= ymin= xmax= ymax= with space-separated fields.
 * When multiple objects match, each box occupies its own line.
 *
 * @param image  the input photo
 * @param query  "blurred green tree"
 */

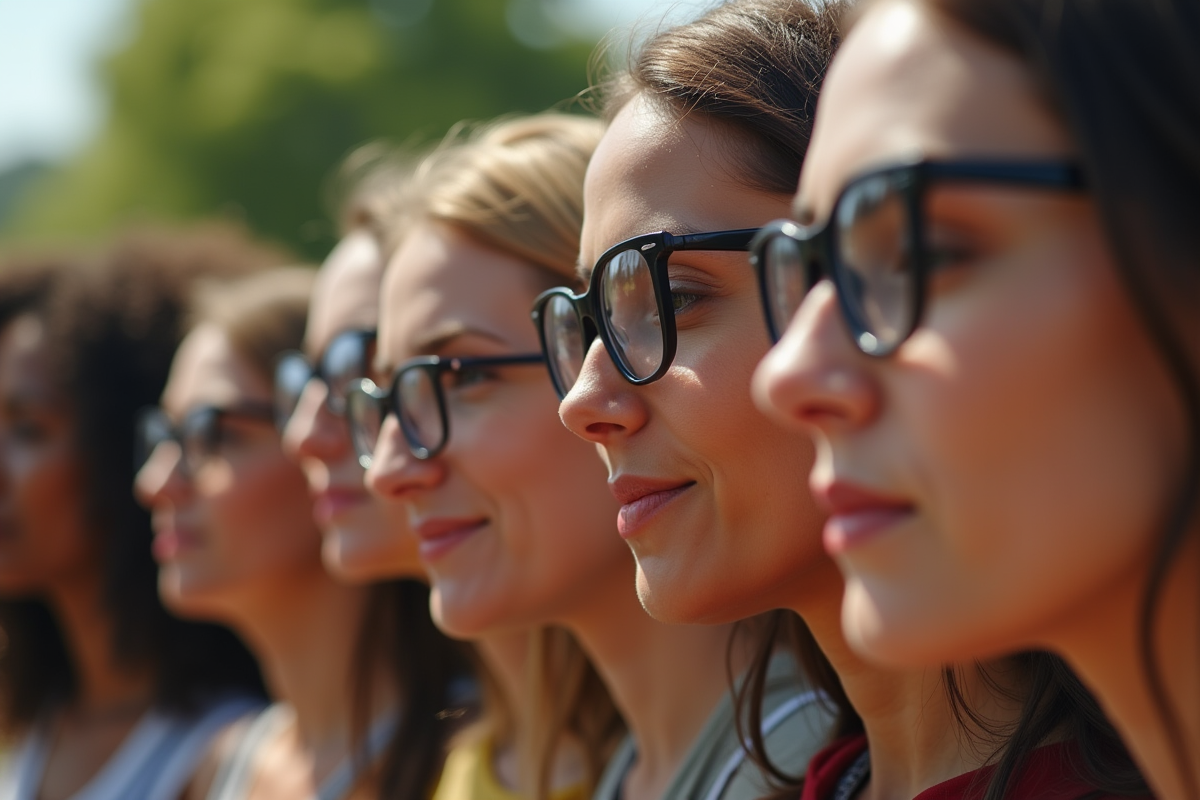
xmin=6 ymin=0 xmax=596 ymax=258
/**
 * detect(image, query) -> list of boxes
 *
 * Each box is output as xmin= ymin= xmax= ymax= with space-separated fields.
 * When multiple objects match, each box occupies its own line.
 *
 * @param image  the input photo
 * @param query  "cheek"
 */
xmin=904 ymin=241 xmax=1182 ymax=637
xmin=196 ymin=454 xmax=320 ymax=573
xmin=458 ymin=392 xmax=622 ymax=576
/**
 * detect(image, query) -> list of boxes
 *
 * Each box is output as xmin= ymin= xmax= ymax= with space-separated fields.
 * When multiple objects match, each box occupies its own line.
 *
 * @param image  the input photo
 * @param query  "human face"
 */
xmin=0 ymin=315 xmax=94 ymax=596
xmin=753 ymin=0 xmax=1184 ymax=665
xmin=135 ymin=324 xmax=325 ymax=620
xmin=558 ymin=95 xmax=828 ymax=626
xmin=365 ymin=222 xmax=629 ymax=639
xmin=280 ymin=230 xmax=422 ymax=583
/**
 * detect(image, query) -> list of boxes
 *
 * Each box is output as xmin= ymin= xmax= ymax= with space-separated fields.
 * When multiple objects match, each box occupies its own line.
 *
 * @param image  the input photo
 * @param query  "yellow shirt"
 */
xmin=431 ymin=738 xmax=585 ymax=800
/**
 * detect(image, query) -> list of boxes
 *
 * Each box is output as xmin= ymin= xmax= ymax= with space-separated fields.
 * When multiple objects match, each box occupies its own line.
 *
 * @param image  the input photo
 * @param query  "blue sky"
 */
xmin=0 ymin=0 xmax=708 ymax=172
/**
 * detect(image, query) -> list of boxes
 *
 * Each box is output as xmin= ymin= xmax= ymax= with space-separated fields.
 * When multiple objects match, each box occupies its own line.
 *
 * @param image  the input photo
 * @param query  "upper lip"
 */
xmin=410 ymin=516 xmax=487 ymax=541
xmin=608 ymin=474 xmax=694 ymax=506
xmin=810 ymin=479 xmax=914 ymax=516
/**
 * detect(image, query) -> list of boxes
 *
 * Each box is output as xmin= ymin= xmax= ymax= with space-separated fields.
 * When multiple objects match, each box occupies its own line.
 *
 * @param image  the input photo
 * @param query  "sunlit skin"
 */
xmin=0 ymin=314 xmax=158 ymax=800
xmin=136 ymin=323 xmax=386 ymax=800
xmin=753 ymin=2 xmax=1196 ymax=796
xmin=367 ymin=220 xmax=746 ymax=800
xmin=558 ymin=94 xmax=828 ymax=626
xmin=281 ymin=229 xmax=423 ymax=583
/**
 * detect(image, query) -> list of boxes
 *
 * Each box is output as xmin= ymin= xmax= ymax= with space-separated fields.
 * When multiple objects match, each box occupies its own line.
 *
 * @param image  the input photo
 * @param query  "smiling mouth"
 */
xmin=613 ymin=482 xmax=695 ymax=538
xmin=412 ymin=518 xmax=488 ymax=562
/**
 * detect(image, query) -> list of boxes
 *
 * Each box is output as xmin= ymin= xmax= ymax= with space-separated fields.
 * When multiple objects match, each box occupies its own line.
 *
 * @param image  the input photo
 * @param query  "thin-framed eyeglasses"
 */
xmin=749 ymin=158 xmax=1086 ymax=356
xmin=135 ymin=403 xmax=277 ymax=475
xmin=345 ymin=353 xmax=544 ymax=466
xmin=531 ymin=229 xmax=759 ymax=400
xmin=274 ymin=328 xmax=376 ymax=429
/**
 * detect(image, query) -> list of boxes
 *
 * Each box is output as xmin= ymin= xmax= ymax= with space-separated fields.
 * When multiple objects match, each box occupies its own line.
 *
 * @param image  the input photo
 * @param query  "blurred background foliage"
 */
xmin=2 ymin=0 xmax=599 ymax=259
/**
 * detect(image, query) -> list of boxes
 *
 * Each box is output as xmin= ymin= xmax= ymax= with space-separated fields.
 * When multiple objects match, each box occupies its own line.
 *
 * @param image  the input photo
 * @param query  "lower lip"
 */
xmin=152 ymin=530 xmax=200 ymax=562
xmin=313 ymin=492 xmax=366 ymax=526
xmin=418 ymin=522 xmax=486 ymax=562
xmin=822 ymin=508 xmax=912 ymax=556
xmin=617 ymin=484 xmax=693 ymax=538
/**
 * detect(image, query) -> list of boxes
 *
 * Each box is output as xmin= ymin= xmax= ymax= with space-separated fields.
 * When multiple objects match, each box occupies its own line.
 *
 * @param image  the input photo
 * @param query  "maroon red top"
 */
xmin=800 ymin=734 xmax=1146 ymax=800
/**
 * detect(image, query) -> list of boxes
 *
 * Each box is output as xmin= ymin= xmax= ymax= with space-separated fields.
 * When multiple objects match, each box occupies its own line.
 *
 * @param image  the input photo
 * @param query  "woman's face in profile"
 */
xmin=136 ymin=323 xmax=324 ymax=620
xmin=753 ymin=0 xmax=1185 ymax=666
xmin=281 ymin=229 xmax=423 ymax=584
xmin=366 ymin=221 xmax=629 ymax=639
xmin=0 ymin=314 xmax=93 ymax=596
xmin=558 ymin=94 xmax=829 ymax=626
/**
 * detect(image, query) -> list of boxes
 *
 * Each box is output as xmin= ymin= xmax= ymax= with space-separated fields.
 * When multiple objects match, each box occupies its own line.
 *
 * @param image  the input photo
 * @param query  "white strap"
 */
xmin=700 ymin=690 xmax=825 ymax=800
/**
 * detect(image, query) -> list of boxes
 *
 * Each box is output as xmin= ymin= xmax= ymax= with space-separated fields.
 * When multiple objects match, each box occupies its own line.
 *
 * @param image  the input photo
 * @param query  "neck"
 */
xmin=1048 ymin=533 xmax=1200 ymax=800
xmin=563 ymin=562 xmax=743 ymax=800
xmin=46 ymin=572 xmax=155 ymax=715
xmin=226 ymin=570 xmax=384 ymax=759
xmin=791 ymin=562 xmax=1024 ymax=800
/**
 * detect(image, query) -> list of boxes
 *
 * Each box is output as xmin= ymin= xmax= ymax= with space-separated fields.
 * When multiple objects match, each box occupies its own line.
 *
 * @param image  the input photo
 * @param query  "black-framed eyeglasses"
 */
xmin=749 ymin=158 xmax=1086 ymax=356
xmin=345 ymin=353 xmax=544 ymax=466
xmin=531 ymin=229 xmax=759 ymax=399
xmin=135 ymin=403 xmax=277 ymax=475
xmin=274 ymin=329 xmax=376 ymax=429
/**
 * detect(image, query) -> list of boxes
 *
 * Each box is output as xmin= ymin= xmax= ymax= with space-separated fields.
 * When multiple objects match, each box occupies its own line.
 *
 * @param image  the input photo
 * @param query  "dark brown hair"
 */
xmin=597 ymin=0 xmax=845 ymax=196
xmin=918 ymin=0 xmax=1200 ymax=794
xmin=0 ymin=224 xmax=283 ymax=733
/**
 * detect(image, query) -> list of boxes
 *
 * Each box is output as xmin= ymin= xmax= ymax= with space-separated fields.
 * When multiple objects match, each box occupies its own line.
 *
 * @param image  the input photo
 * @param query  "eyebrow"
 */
xmin=575 ymin=222 xmax=708 ymax=283
xmin=374 ymin=324 xmax=510 ymax=375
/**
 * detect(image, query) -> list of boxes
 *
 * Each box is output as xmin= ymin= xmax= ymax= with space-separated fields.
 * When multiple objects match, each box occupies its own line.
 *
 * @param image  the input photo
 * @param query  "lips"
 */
xmin=312 ymin=488 xmax=367 ymax=527
xmin=609 ymin=475 xmax=695 ymax=538
xmin=411 ymin=517 xmax=487 ymax=562
xmin=151 ymin=526 xmax=202 ymax=561
xmin=811 ymin=480 xmax=914 ymax=555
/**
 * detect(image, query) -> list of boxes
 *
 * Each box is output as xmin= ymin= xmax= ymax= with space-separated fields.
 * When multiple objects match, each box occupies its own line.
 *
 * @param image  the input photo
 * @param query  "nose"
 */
xmin=365 ymin=415 xmax=446 ymax=502
xmin=134 ymin=442 xmax=190 ymax=509
xmin=558 ymin=336 xmax=650 ymax=447
xmin=752 ymin=280 xmax=880 ymax=433
xmin=281 ymin=380 xmax=348 ymax=465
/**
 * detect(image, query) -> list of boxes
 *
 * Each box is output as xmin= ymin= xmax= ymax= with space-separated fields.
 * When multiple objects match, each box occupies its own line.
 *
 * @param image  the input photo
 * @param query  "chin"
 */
xmin=634 ymin=563 xmax=747 ymax=625
xmin=157 ymin=568 xmax=234 ymax=623
xmin=840 ymin=578 xmax=957 ymax=668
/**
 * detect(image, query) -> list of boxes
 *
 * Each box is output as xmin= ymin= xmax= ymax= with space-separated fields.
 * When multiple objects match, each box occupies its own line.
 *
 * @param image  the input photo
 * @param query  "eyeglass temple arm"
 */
xmin=669 ymin=228 xmax=761 ymax=251
xmin=923 ymin=161 xmax=1085 ymax=189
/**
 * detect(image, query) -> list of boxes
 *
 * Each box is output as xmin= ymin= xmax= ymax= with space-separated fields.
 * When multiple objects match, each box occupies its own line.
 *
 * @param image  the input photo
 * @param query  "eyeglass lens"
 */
xmin=346 ymin=379 xmax=385 ymax=468
xmin=540 ymin=293 xmax=586 ymax=396
xmin=599 ymin=247 xmax=663 ymax=381
xmin=397 ymin=367 xmax=446 ymax=456
xmin=833 ymin=174 xmax=914 ymax=353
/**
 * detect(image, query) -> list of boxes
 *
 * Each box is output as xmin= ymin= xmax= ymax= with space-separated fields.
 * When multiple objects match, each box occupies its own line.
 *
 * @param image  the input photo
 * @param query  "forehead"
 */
xmin=798 ymin=0 xmax=1073 ymax=217
xmin=581 ymin=94 xmax=791 ymax=264
xmin=306 ymin=229 xmax=384 ymax=357
xmin=163 ymin=324 xmax=270 ymax=414
xmin=379 ymin=222 xmax=543 ymax=361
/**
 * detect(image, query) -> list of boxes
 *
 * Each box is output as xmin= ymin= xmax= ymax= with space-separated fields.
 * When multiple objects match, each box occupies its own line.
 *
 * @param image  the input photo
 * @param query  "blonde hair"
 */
xmin=390 ymin=113 xmax=623 ymax=800
xmin=389 ymin=113 xmax=603 ymax=286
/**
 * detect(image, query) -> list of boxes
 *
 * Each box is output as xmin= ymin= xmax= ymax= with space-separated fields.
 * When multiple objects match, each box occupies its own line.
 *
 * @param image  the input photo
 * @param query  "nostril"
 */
xmin=585 ymin=421 xmax=624 ymax=437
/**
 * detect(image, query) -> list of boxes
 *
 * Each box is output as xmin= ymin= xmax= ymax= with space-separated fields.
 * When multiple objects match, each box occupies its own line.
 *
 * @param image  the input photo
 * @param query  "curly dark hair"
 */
xmin=0 ymin=223 xmax=287 ymax=732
